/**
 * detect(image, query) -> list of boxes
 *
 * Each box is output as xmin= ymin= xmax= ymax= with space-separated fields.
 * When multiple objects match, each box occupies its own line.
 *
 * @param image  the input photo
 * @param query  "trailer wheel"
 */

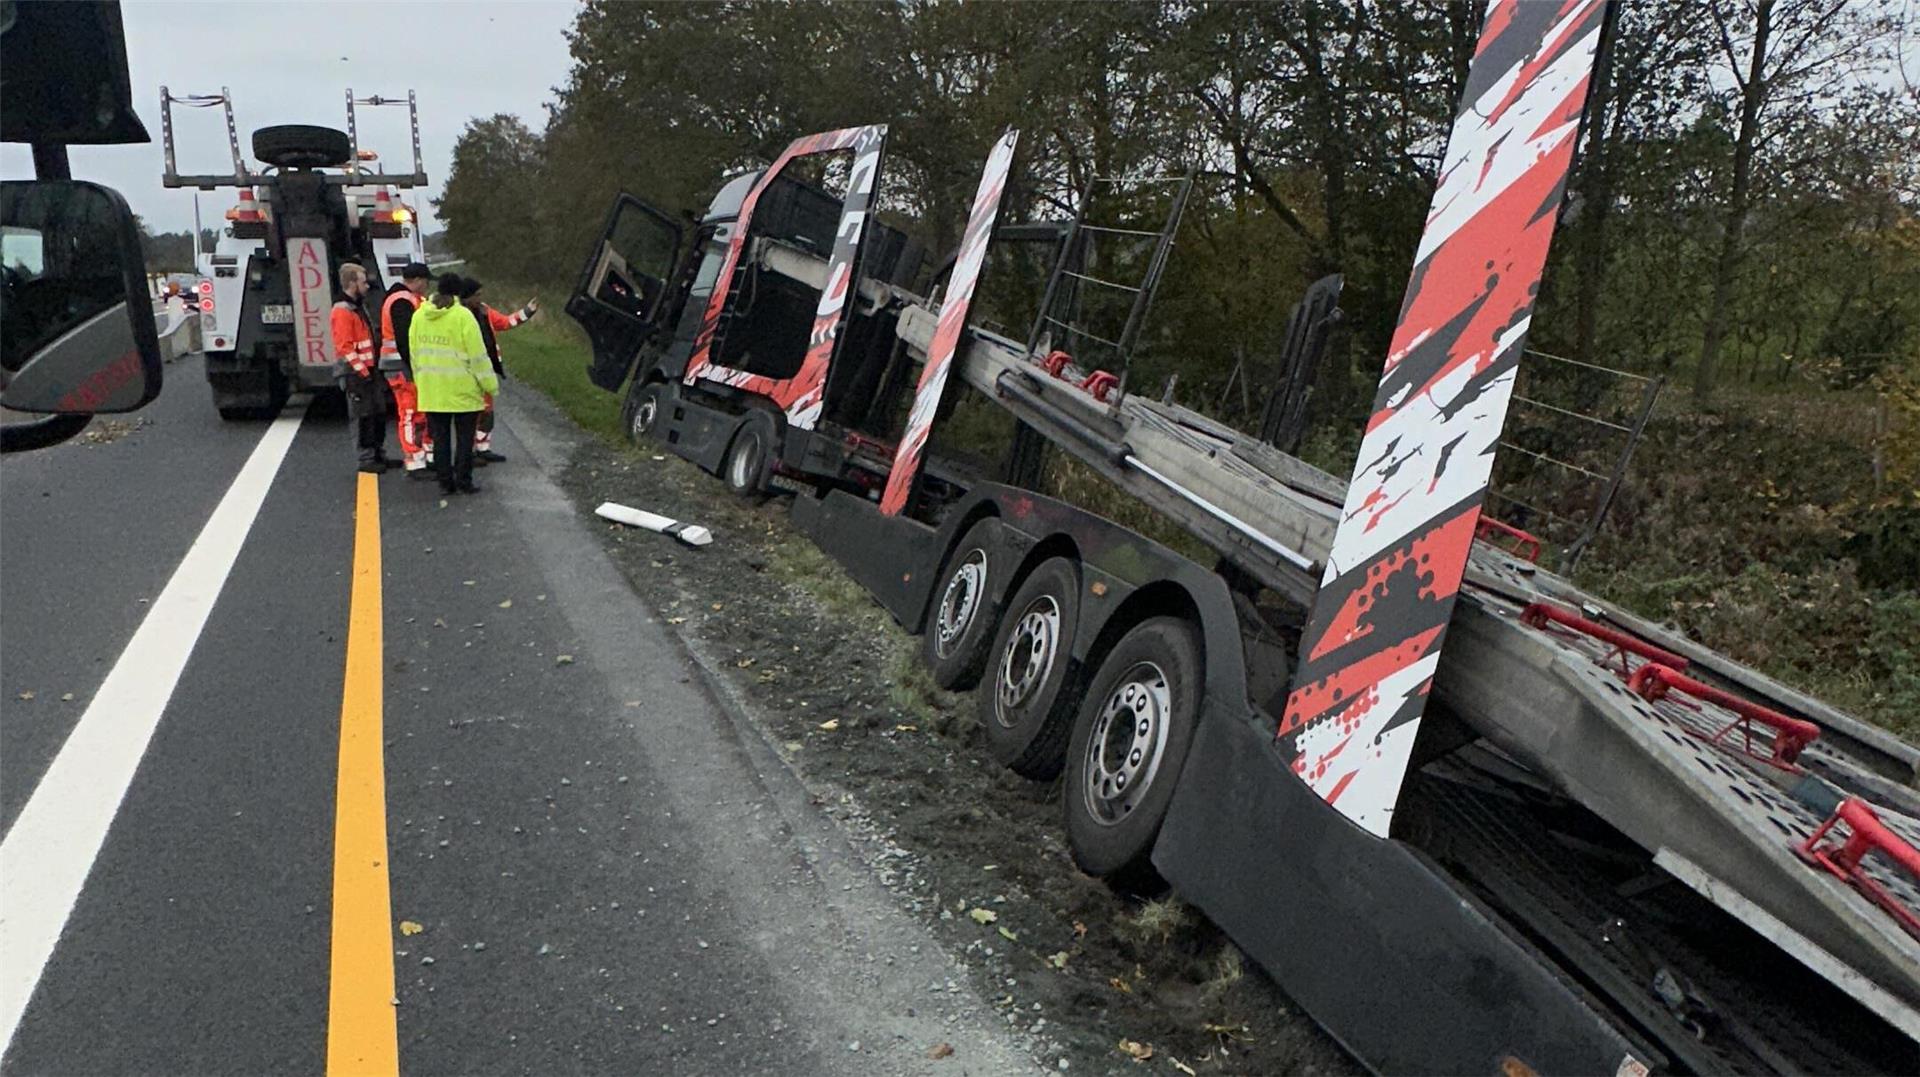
xmin=251 ymin=125 xmax=352 ymax=169
xmin=980 ymin=557 xmax=1081 ymax=779
xmin=923 ymin=521 xmax=999 ymax=690
xmin=723 ymin=413 xmax=774 ymax=500
xmin=1065 ymin=616 xmax=1202 ymax=891
xmin=626 ymin=381 xmax=665 ymax=444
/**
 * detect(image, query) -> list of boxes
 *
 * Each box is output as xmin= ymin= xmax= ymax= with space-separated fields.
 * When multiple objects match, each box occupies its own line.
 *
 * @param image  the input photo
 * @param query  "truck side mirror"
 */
xmin=1 ymin=179 xmax=163 ymax=415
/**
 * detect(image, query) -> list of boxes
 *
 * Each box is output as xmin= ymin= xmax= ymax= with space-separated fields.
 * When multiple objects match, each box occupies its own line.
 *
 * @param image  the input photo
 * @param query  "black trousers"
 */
xmin=426 ymin=410 xmax=480 ymax=491
xmin=341 ymin=374 xmax=390 ymax=465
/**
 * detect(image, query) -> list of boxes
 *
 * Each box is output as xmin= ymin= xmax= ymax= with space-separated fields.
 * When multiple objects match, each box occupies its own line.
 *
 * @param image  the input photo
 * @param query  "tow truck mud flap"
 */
xmin=1153 ymin=714 xmax=1657 ymax=1076
xmin=792 ymin=489 xmax=941 ymax=629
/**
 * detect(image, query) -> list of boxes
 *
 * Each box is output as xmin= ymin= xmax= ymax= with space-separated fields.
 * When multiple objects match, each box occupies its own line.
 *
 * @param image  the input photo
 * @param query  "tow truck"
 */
xmin=161 ymin=87 xmax=428 ymax=419
xmin=569 ymin=2 xmax=1920 ymax=1071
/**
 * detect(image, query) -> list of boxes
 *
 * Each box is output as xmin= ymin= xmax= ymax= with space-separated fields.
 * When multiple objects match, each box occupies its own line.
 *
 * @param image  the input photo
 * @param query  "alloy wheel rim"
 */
xmin=995 ymin=594 xmax=1060 ymax=724
xmin=935 ymin=550 xmax=987 ymax=659
xmin=1081 ymin=661 xmax=1171 ymax=826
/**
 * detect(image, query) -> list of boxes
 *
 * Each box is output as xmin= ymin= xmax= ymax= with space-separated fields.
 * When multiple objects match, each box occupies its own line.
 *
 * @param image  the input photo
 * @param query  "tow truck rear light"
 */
xmin=196 ymin=281 xmax=213 ymax=296
xmin=199 ymin=297 xmax=214 ymax=312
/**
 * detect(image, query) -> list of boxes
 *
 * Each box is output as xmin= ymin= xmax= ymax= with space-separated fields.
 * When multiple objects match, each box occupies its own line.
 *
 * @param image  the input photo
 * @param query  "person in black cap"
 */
xmin=452 ymin=275 xmax=538 ymax=464
xmin=409 ymin=273 xmax=496 ymax=494
xmin=379 ymin=261 xmax=436 ymax=476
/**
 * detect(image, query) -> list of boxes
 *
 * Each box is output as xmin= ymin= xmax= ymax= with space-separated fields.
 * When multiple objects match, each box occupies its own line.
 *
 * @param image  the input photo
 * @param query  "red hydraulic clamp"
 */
xmin=1520 ymin=601 xmax=1691 ymax=678
xmin=1080 ymin=370 xmax=1119 ymax=403
xmin=1475 ymin=517 xmax=1541 ymax=562
xmin=1628 ymin=663 xmax=1819 ymax=768
xmin=1041 ymin=350 xmax=1074 ymax=379
xmin=1797 ymin=798 xmax=1920 ymax=941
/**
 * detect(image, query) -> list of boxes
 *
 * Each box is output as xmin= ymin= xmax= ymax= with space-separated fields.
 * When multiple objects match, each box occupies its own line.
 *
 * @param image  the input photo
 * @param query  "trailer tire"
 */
xmin=980 ymin=557 xmax=1081 ymax=779
xmin=923 ymin=521 xmax=999 ymax=690
xmin=1064 ymin=616 xmax=1202 ymax=892
xmin=251 ymin=125 xmax=352 ymax=169
xmin=723 ymin=413 xmax=774 ymax=500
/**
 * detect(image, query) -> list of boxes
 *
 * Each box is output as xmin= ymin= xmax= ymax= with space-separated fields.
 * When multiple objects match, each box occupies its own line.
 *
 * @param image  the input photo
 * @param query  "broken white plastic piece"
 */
xmin=594 ymin=501 xmax=713 ymax=547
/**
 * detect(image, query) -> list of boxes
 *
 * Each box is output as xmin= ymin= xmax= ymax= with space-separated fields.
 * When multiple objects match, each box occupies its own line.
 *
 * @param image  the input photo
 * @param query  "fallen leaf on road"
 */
xmin=735 ymin=657 xmax=755 ymax=668
xmin=16 ymin=692 xmax=33 ymax=701
xmin=1109 ymin=977 xmax=1132 ymax=994
xmin=894 ymin=724 xmax=918 ymax=732
xmin=968 ymin=908 xmax=998 ymax=925
xmin=462 ymin=580 xmax=475 ymax=586
xmin=1172 ymin=1058 xmax=1197 ymax=1075
xmin=433 ymin=617 xmax=447 ymax=628
xmin=997 ymin=926 xmax=1018 ymax=942
xmin=710 ymin=602 xmax=724 ymax=611
xmin=666 ymin=617 xmax=686 ymax=625
xmin=1046 ymin=951 xmax=1069 ymax=969
xmin=1073 ymin=921 xmax=1088 ymax=938
xmin=555 ymin=655 xmax=575 ymax=665
xmin=1118 ymin=1039 xmax=1153 ymax=1062
xmin=399 ymin=921 xmax=424 ymax=936
xmin=60 ymin=692 xmax=74 ymax=701
xmin=927 ymin=1043 xmax=954 ymax=1060
xmin=817 ymin=719 xmax=840 ymax=731
xmin=498 ymin=599 xmax=513 ymax=609
xmin=624 ymin=700 xmax=642 ymax=708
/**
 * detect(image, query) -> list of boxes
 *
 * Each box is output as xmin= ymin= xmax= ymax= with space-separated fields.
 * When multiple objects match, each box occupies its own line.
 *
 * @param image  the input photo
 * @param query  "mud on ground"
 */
xmin=555 ymin=434 xmax=1357 ymax=1077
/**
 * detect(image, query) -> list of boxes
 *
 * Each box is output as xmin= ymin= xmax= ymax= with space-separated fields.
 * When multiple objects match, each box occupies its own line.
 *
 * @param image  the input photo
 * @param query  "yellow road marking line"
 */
xmin=327 ymin=472 xmax=399 ymax=1075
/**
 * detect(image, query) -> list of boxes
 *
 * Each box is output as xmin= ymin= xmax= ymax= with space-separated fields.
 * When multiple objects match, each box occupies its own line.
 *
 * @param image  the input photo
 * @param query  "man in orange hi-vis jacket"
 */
xmin=379 ymin=261 xmax=434 ymax=477
xmin=332 ymin=262 xmax=388 ymax=474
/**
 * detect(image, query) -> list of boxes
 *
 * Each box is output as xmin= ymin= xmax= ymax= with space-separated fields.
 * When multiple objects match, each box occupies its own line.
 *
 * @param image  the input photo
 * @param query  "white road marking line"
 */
xmin=0 ymin=402 xmax=308 ymax=1052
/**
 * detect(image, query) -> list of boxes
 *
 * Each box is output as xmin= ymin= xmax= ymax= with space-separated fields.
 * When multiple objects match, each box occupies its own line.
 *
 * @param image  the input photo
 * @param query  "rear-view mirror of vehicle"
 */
xmin=1 ymin=179 xmax=163 ymax=413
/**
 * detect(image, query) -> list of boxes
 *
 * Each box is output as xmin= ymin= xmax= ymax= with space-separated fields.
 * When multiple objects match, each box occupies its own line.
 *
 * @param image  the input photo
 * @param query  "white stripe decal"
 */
xmin=0 ymin=402 xmax=308 ymax=1051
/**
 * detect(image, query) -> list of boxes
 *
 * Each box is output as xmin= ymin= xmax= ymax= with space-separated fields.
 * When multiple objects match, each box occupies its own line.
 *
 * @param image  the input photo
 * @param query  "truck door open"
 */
xmin=569 ymin=193 xmax=681 ymax=391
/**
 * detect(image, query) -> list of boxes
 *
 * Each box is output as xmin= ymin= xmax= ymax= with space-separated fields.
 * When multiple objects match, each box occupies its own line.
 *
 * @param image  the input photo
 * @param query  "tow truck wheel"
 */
xmin=979 ymin=557 xmax=1081 ymax=780
xmin=251 ymin=125 xmax=352 ymax=169
xmin=722 ymin=414 xmax=774 ymax=500
xmin=1065 ymin=616 xmax=1202 ymax=892
xmin=626 ymin=381 xmax=665 ymax=444
xmin=923 ymin=521 xmax=999 ymax=691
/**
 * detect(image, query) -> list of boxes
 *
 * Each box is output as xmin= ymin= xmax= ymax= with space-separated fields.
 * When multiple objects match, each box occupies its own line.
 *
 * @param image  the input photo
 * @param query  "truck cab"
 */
xmin=569 ymin=129 xmax=929 ymax=499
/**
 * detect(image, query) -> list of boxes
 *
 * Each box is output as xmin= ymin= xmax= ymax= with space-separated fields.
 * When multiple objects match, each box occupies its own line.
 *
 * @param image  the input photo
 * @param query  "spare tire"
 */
xmin=253 ymin=125 xmax=352 ymax=169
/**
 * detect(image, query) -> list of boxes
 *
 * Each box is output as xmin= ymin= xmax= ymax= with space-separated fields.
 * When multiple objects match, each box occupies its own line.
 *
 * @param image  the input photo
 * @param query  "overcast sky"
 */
xmin=0 ymin=0 xmax=581 ymax=234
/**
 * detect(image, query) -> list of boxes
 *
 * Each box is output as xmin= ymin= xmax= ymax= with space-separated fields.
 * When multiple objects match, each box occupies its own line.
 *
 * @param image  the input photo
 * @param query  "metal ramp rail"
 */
xmin=885 ymin=297 xmax=1920 ymax=1043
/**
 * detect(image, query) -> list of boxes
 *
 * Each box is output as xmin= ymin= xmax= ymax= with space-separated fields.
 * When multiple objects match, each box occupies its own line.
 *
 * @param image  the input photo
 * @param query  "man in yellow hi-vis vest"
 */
xmin=408 ymin=274 xmax=498 ymax=495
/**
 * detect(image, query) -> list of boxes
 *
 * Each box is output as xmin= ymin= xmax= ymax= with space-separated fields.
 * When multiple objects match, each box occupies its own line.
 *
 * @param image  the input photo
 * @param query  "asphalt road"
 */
xmin=0 ymin=356 xmax=1033 ymax=1075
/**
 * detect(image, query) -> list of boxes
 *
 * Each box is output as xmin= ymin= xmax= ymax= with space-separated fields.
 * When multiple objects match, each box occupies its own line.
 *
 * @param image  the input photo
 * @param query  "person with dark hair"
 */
xmin=451 ymin=276 xmax=539 ymax=464
xmin=379 ymin=261 xmax=435 ymax=477
xmin=408 ymin=273 xmax=496 ymax=494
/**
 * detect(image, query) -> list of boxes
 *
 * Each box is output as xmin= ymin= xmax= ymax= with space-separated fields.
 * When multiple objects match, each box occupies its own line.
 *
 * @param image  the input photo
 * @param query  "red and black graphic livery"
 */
xmin=681 ymin=124 xmax=889 ymax=431
xmin=1278 ymin=0 xmax=1606 ymax=836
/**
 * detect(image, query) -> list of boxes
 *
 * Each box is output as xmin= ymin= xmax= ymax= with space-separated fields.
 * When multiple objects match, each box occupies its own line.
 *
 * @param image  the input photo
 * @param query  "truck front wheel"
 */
xmin=626 ymin=381 xmax=665 ymax=444
xmin=1065 ymin=616 xmax=1202 ymax=892
xmin=723 ymin=413 xmax=774 ymax=500
xmin=979 ymin=557 xmax=1081 ymax=779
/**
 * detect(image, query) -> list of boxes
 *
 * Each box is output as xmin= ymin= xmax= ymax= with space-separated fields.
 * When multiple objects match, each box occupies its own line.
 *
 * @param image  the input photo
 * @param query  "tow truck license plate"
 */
xmin=260 ymin=304 xmax=293 ymax=324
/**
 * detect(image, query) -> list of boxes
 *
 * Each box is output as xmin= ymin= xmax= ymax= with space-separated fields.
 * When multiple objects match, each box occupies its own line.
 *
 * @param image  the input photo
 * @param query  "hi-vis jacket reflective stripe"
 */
xmin=409 ymin=299 xmax=497 ymax=413
xmin=379 ymin=287 xmax=422 ymax=375
xmin=331 ymin=298 xmax=375 ymax=377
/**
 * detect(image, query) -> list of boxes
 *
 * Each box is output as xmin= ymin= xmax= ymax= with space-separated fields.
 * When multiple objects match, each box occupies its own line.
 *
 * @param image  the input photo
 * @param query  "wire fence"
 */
xmin=1485 ymin=348 xmax=1663 ymax=571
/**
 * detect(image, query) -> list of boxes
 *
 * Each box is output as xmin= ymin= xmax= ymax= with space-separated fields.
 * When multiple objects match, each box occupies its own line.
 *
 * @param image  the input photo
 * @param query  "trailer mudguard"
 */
xmin=1155 ymin=714 xmax=1658 ymax=1076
